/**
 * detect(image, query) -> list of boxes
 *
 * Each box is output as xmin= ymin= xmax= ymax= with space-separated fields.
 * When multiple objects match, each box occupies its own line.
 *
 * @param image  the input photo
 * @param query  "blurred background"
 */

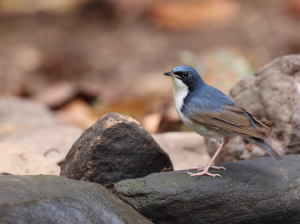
xmin=1 ymin=0 xmax=300 ymax=171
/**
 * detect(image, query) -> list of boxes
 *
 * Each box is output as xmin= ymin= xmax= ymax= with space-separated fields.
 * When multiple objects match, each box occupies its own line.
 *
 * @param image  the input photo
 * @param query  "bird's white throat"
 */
xmin=172 ymin=77 xmax=189 ymax=111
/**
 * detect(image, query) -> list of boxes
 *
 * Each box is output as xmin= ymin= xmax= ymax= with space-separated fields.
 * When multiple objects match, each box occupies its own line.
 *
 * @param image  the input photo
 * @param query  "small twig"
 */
xmin=44 ymin=148 xmax=60 ymax=157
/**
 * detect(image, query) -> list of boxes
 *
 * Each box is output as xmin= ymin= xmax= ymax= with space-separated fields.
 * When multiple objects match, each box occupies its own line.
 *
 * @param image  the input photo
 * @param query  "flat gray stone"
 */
xmin=0 ymin=175 xmax=153 ymax=224
xmin=114 ymin=155 xmax=300 ymax=224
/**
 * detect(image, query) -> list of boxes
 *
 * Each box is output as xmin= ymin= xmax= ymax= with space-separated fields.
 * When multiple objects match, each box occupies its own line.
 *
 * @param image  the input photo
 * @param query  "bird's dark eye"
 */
xmin=183 ymin=71 xmax=189 ymax=78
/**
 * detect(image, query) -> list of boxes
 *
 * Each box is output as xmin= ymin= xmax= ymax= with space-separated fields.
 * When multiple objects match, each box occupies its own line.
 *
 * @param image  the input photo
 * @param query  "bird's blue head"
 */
xmin=164 ymin=65 xmax=204 ymax=92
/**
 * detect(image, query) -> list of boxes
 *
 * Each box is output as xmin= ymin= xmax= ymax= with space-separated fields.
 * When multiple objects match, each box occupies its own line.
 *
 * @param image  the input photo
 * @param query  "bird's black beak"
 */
xmin=164 ymin=72 xmax=173 ymax=76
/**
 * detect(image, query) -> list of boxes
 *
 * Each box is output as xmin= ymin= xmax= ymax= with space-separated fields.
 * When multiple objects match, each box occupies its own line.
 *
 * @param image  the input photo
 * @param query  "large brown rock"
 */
xmin=61 ymin=112 xmax=173 ymax=186
xmin=207 ymin=55 xmax=300 ymax=163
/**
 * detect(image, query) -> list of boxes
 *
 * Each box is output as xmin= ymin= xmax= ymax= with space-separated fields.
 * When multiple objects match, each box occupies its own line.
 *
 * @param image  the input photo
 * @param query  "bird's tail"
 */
xmin=249 ymin=137 xmax=281 ymax=161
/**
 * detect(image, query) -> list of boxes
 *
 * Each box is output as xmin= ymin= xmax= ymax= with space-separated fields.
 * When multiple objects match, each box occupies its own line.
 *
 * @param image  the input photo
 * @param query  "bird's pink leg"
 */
xmin=186 ymin=137 xmax=230 ymax=177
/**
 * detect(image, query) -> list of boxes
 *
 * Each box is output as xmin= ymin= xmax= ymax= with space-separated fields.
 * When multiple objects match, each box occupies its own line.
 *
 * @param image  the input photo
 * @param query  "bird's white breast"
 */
xmin=172 ymin=77 xmax=195 ymax=128
xmin=172 ymin=77 xmax=188 ymax=112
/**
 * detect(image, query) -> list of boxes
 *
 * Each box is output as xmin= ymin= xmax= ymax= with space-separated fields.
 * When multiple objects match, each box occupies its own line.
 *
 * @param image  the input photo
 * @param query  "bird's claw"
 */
xmin=212 ymin=166 xmax=226 ymax=171
xmin=185 ymin=171 xmax=222 ymax=178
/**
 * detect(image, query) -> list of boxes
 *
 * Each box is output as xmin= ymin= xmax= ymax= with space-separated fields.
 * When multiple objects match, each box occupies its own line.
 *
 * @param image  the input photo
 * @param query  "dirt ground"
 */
xmin=0 ymin=0 xmax=299 ymax=126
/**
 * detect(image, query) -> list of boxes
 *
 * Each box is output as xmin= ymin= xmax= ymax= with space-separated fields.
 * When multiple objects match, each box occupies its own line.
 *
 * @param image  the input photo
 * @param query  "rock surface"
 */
xmin=0 ymin=175 xmax=153 ymax=224
xmin=0 ymin=142 xmax=60 ymax=175
xmin=0 ymin=96 xmax=83 ymax=164
xmin=207 ymin=55 xmax=300 ymax=163
xmin=152 ymin=132 xmax=210 ymax=170
xmin=0 ymin=96 xmax=57 ymax=130
xmin=61 ymin=112 xmax=173 ymax=186
xmin=115 ymin=155 xmax=300 ymax=224
xmin=2 ymin=125 xmax=83 ymax=163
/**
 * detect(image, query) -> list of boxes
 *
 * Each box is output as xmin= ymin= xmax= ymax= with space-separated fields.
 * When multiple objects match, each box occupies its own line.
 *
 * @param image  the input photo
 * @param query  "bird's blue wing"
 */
xmin=182 ymin=85 xmax=266 ymax=139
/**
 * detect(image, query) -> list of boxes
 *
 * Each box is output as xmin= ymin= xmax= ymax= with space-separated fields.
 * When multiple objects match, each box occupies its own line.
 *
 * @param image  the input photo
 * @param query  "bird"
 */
xmin=164 ymin=65 xmax=281 ymax=177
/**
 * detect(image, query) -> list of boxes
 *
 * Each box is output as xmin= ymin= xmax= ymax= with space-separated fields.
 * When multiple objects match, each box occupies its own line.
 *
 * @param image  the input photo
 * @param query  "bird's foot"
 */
xmin=185 ymin=170 xmax=221 ymax=178
xmin=189 ymin=165 xmax=226 ymax=171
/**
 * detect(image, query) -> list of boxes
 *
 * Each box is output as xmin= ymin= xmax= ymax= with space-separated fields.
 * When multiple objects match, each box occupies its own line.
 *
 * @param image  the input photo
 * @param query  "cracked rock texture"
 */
xmin=206 ymin=55 xmax=300 ymax=163
xmin=61 ymin=112 xmax=173 ymax=186
xmin=114 ymin=154 xmax=300 ymax=224
xmin=0 ymin=175 xmax=153 ymax=224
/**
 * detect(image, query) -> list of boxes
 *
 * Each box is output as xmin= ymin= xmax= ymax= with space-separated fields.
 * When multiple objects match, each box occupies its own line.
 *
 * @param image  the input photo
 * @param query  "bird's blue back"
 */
xmin=182 ymin=83 xmax=261 ymax=132
xmin=182 ymin=82 xmax=237 ymax=114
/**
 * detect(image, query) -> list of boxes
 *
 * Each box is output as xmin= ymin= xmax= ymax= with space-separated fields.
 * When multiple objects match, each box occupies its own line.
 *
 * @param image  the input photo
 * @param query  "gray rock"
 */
xmin=0 ymin=96 xmax=57 ymax=129
xmin=114 ymin=155 xmax=300 ymax=224
xmin=0 ymin=175 xmax=153 ymax=224
xmin=61 ymin=112 xmax=173 ymax=186
xmin=207 ymin=55 xmax=300 ymax=163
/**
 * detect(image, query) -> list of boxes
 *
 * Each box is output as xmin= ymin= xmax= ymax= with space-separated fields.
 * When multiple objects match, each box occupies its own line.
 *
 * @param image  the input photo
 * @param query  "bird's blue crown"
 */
xmin=172 ymin=65 xmax=198 ymax=74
